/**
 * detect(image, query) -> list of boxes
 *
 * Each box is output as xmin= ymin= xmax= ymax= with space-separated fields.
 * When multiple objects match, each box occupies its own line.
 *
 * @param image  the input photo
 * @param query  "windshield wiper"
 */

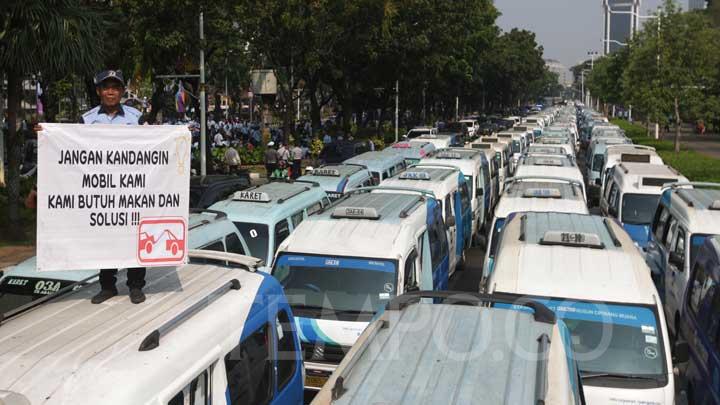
xmin=581 ymin=372 xmax=657 ymax=381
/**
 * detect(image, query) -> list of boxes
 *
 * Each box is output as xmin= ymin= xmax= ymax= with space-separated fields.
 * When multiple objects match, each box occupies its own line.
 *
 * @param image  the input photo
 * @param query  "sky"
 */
xmin=494 ymin=0 xmax=679 ymax=80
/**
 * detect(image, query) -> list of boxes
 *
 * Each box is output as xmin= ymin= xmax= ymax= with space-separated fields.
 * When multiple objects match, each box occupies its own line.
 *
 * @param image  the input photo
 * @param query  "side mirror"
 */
xmin=674 ymin=341 xmax=689 ymax=363
xmin=669 ymin=252 xmax=684 ymax=269
xmin=445 ymin=216 xmax=456 ymax=228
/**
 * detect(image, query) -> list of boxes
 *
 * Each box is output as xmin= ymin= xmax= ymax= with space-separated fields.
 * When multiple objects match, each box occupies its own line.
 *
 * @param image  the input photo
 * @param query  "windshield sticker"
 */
xmin=644 ymin=346 xmax=659 ymax=360
xmin=249 ymin=229 xmax=258 ymax=238
xmin=645 ymin=335 xmax=658 ymax=344
xmin=379 ymin=292 xmax=390 ymax=300
xmin=276 ymin=254 xmax=396 ymax=273
xmin=495 ymin=299 xmax=658 ymax=328
xmin=641 ymin=325 xmax=656 ymax=335
xmin=383 ymin=283 xmax=394 ymax=293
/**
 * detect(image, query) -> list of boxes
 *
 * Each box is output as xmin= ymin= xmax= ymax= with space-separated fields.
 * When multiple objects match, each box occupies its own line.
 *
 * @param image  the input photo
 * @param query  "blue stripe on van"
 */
xmin=336 ymin=177 xmax=349 ymax=193
xmin=294 ymin=316 xmax=338 ymax=345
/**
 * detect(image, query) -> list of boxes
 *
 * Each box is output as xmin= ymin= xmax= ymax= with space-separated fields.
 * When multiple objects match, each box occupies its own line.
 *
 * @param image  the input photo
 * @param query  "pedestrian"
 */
xmin=224 ymin=145 xmax=241 ymax=175
xmin=291 ymin=142 xmax=303 ymax=179
xmin=368 ymin=138 xmax=375 ymax=151
xmin=277 ymin=142 xmax=290 ymax=165
xmin=83 ymin=70 xmax=147 ymax=304
xmin=323 ymin=132 xmax=332 ymax=144
xmin=214 ymin=131 xmax=224 ymax=146
xmin=265 ymin=141 xmax=278 ymax=180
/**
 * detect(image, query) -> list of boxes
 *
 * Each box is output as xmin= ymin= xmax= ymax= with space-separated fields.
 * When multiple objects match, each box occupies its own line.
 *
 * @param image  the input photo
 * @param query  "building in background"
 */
xmin=603 ymin=0 xmax=641 ymax=55
xmin=545 ymin=59 xmax=571 ymax=87
xmin=688 ymin=0 xmax=707 ymax=10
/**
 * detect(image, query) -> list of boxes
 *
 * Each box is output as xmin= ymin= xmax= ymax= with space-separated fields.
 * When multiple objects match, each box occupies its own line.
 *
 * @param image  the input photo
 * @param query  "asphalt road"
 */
xmin=448 ymin=245 xmax=486 ymax=292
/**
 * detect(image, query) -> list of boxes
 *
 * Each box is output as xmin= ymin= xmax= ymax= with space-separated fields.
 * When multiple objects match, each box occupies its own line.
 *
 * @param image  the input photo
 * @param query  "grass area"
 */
xmin=611 ymin=119 xmax=720 ymax=183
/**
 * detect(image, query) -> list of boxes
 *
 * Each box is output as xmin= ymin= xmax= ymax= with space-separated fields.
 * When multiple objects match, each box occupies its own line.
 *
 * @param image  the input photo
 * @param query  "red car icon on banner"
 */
xmin=137 ymin=217 xmax=187 ymax=265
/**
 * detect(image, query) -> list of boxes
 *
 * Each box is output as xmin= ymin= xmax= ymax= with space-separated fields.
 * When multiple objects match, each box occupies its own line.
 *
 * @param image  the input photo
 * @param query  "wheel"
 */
xmin=145 ymin=242 xmax=153 ymax=254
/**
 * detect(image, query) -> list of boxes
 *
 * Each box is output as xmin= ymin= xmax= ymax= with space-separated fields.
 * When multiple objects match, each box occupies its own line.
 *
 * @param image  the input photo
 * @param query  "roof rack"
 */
xmin=277 ymin=186 xmax=310 ymax=204
xmin=504 ymin=175 xmax=583 ymax=189
xmin=354 ymin=185 xmax=436 ymax=200
xmin=535 ymin=333 xmax=551 ymax=404
xmin=617 ymin=163 xmax=629 ymax=174
xmin=662 ymin=182 xmax=720 ymax=191
xmin=385 ymin=290 xmax=556 ymax=324
xmin=0 ymin=273 xmax=99 ymax=325
xmin=139 ymin=278 xmax=241 ymax=351
xmin=289 ymin=179 xmax=320 ymax=187
xmin=189 ymin=208 xmax=227 ymax=230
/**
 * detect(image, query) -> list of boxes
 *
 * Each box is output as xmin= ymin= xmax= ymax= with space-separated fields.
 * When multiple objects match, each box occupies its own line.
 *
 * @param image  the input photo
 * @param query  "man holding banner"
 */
xmin=85 ymin=70 xmax=147 ymax=304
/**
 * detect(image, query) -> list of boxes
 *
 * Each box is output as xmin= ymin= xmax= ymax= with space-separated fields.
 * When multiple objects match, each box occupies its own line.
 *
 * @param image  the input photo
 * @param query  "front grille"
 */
xmin=301 ymin=341 xmax=351 ymax=364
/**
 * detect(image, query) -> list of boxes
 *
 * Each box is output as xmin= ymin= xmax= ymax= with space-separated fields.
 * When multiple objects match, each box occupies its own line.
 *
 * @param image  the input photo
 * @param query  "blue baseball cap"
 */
xmin=94 ymin=70 xmax=125 ymax=86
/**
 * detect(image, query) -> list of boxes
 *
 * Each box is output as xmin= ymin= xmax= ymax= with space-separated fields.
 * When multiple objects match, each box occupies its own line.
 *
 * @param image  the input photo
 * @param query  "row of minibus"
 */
xmin=3 ymin=104 xmax=718 ymax=404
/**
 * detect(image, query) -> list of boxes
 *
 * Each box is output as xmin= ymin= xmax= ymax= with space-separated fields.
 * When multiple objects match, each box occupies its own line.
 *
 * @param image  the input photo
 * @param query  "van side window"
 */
xmin=652 ymin=205 xmax=669 ymax=242
xmin=201 ymin=240 xmax=225 ymax=252
xmin=674 ymin=228 xmax=687 ymax=268
xmin=460 ymin=183 xmax=470 ymax=209
xmin=689 ymin=262 xmax=715 ymax=320
xmin=321 ymin=197 xmax=331 ymax=207
xmin=291 ymin=210 xmax=304 ymax=228
xmin=361 ymin=177 xmax=374 ymax=188
xmin=664 ymin=217 xmax=678 ymax=248
xmin=225 ymin=233 xmax=246 ymax=255
xmin=306 ymin=202 xmax=322 ymax=216
xmin=608 ymin=184 xmax=619 ymax=215
xmin=274 ymin=220 xmax=291 ymax=252
xmin=276 ymin=310 xmax=297 ymax=392
xmin=225 ymin=324 xmax=272 ymax=405
xmin=444 ymin=195 xmax=453 ymax=221
xmin=428 ymin=206 xmax=449 ymax=270
xmin=168 ymin=369 xmax=209 ymax=405
xmin=404 ymin=250 xmax=419 ymax=291
xmin=482 ymin=166 xmax=490 ymax=189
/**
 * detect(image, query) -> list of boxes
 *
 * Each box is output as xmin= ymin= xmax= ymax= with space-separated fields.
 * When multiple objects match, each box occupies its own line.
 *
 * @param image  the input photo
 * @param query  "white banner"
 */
xmin=37 ymin=124 xmax=191 ymax=271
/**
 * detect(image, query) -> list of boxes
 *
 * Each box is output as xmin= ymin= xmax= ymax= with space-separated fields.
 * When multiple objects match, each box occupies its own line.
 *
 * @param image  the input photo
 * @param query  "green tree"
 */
xmin=624 ymin=0 xmax=720 ymax=150
xmin=0 ymin=0 xmax=105 ymax=240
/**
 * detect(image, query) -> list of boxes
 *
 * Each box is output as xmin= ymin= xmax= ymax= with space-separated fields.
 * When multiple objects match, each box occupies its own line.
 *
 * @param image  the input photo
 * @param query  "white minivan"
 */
xmin=487 ymin=212 xmax=675 ymax=405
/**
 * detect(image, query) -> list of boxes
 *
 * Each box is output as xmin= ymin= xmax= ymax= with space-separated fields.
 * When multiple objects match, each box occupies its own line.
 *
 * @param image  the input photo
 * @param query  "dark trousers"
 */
xmin=265 ymin=163 xmax=276 ymax=179
xmin=292 ymin=159 xmax=302 ymax=179
xmin=100 ymin=267 xmax=146 ymax=290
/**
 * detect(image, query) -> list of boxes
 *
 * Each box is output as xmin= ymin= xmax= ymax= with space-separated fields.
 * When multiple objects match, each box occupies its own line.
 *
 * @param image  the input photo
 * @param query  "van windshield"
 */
xmin=273 ymin=254 xmax=397 ymax=322
xmin=497 ymin=299 xmax=667 ymax=385
xmin=621 ymin=194 xmax=660 ymax=225
xmin=233 ymin=222 xmax=269 ymax=262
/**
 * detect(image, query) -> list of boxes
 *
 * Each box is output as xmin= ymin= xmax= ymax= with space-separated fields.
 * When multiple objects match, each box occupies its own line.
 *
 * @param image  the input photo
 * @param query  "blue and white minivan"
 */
xmin=209 ymin=181 xmax=331 ymax=269
xmin=600 ymin=163 xmax=687 ymax=249
xmin=487 ymin=212 xmax=675 ymax=404
xmin=675 ymin=236 xmax=720 ymax=404
xmin=271 ymin=189 xmax=450 ymax=390
xmin=343 ymin=151 xmax=407 ymax=184
xmin=645 ymin=183 xmax=720 ymax=340
xmin=383 ymin=141 xmax=436 ymax=166
xmin=0 ymin=250 xmax=304 ymax=405
xmin=421 ymin=148 xmax=493 ymax=242
xmin=297 ymin=164 xmax=374 ymax=201
xmin=379 ymin=167 xmax=472 ymax=275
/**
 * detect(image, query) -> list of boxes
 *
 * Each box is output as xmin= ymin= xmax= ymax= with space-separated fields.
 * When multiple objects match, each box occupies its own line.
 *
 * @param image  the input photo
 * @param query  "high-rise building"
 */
xmin=545 ymin=59 xmax=571 ymax=87
xmin=603 ymin=0 xmax=641 ymax=55
xmin=689 ymin=0 xmax=706 ymax=10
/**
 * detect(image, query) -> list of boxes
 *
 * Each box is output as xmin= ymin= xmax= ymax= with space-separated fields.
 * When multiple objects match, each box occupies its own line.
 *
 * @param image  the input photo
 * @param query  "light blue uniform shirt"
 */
xmin=81 ymin=105 xmax=141 ymax=125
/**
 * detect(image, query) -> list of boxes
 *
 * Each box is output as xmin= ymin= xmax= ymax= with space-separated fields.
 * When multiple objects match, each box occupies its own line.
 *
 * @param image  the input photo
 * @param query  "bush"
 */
xmin=611 ymin=119 xmax=720 ymax=183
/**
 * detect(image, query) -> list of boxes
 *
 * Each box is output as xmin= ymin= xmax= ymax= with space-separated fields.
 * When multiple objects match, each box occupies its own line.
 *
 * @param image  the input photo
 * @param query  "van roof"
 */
xmin=209 ymin=181 xmax=327 ymax=223
xmin=495 ymin=180 xmax=588 ymax=218
xmin=519 ymin=155 xmax=575 ymax=167
xmin=344 ymin=151 xmax=404 ymax=169
xmin=299 ymin=164 xmax=368 ymax=183
xmin=0 ymin=256 xmax=272 ymax=405
xmin=664 ymin=185 xmax=720 ymax=234
xmin=490 ymin=212 xmax=656 ymax=304
xmin=425 ymin=148 xmax=484 ymax=161
xmin=278 ymin=192 xmax=427 ymax=259
xmin=379 ymin=167 xmax=460 ymax=198
xmin=515 ymin=165 xmax=583 ymax=186
xmin=614 ymin=163 xmax=686 ymax=194
xmin=322 ymin=301 xmax=573 ymax=405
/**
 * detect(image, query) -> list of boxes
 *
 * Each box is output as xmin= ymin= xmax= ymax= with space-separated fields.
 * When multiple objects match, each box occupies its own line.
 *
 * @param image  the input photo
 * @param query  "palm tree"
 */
xmin=0 ymin=0 xmax=105 ymax=240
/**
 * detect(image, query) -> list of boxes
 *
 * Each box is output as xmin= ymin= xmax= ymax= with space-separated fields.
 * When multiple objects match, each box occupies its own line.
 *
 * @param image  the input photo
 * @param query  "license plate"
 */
xmin=305 ymin=375 xmax=329 ymax=389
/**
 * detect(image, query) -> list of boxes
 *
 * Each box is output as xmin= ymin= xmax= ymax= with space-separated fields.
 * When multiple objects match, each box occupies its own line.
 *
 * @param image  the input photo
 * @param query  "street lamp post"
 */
xmin=199 ymin=11 xmax=207 ymax=176
xmin=395 ymin=80 xmax=399 ymax=143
